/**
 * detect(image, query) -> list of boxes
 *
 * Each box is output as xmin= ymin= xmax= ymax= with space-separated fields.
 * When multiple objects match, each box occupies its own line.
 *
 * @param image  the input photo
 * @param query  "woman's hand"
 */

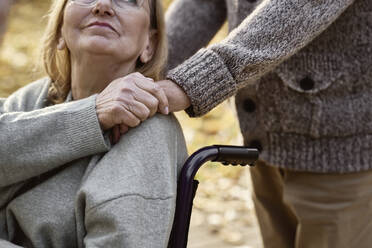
xmin=96 ymin=73 xmax=169 ymax=136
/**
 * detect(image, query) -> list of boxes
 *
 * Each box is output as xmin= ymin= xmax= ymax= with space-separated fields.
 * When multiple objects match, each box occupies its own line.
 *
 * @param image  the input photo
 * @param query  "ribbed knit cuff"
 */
xmin=166 ymin=48 xmax=236 ymax=117
xmin=63 ymin=94 xmax=111 ymax=156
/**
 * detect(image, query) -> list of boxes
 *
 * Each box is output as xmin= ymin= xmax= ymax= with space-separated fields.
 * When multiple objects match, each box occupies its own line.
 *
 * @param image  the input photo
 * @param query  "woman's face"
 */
xmin=61 ymin=0 xmax=154 ymax=64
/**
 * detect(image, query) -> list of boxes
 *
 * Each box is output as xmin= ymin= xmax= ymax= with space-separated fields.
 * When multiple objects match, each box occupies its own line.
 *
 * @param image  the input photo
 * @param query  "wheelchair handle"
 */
xmin=169 ymin=145 xmax=259 ymax=248
xmin=213 ymin=145 xmax=259 ymax=166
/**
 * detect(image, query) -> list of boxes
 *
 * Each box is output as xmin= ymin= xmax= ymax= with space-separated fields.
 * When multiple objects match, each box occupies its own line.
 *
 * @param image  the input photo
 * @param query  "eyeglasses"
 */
xmin=70 ymin=0 xmax=145 ymax=10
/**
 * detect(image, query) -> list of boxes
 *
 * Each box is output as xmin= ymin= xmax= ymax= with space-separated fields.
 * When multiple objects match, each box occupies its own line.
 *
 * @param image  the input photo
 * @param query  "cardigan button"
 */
xmin=299 ymin=76 xmax=315 ymax=91
xmin=248 ymin=140 xmax=262 ymax=152
xmin=243 ymin=98 xmax=256 ymax=113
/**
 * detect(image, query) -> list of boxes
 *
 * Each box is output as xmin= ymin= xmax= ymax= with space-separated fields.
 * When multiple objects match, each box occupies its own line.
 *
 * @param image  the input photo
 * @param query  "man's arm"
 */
xmin=166 ymin=0 xmax=355 ymax=116
xmin=165 ymin=0 xmax=227 ymax=70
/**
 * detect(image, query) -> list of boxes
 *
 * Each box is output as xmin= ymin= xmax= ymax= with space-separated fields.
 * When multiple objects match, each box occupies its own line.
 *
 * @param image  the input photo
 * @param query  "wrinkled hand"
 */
xmin=156 ymin=79 xmax=191 ymax=113
xmin=96 ymin=72 xmax=169 ymax=142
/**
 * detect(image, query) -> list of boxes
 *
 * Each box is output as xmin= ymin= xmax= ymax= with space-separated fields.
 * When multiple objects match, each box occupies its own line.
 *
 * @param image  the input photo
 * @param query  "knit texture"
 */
xmin=0 ymin=78 xmax=188 ymax=247
xmin=166 ymin=0 xmax=372 ymax=173
xmin=0 ymin=78 xmax=110 ymax=187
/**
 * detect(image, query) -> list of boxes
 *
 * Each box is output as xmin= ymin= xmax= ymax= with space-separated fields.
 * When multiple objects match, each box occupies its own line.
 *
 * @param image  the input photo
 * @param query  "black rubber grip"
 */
xmin=213 ymin=145 xmax=259 ymax=166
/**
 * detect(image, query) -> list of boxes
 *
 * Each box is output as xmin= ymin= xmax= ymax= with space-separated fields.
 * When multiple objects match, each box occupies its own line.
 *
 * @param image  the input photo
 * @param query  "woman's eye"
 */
xmin=118 ymin=0 xmax=138 ymax=6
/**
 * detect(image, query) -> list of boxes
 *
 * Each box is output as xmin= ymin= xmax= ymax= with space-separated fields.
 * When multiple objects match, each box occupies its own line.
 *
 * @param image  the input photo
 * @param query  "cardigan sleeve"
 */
xmin=165 ymin=0 xmax=227 ymax=71
xmin=0 ymin=79 xmax=110 ymax=187
xmin=167 ymin=0 xmax=356 ymax=117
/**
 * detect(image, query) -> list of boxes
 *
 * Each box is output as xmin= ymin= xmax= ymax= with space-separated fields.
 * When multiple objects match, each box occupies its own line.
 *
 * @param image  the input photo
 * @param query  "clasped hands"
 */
xmin=96 ymin=72 xmax=190 ymax=143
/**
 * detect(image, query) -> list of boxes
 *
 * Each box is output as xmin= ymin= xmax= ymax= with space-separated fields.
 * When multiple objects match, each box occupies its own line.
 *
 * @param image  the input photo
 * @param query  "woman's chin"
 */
xmin=80 ymin=37 xmax=117 ymax=55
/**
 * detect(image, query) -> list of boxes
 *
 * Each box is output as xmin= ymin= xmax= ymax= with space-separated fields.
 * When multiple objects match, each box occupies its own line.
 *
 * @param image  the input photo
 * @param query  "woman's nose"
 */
xmin=92 ymin=0 xmax=115 ymax=16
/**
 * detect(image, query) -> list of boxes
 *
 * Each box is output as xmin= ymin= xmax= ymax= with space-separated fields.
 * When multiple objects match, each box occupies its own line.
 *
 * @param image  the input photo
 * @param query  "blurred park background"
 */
xmin=0 ymin=0 xmax=262 ymax=247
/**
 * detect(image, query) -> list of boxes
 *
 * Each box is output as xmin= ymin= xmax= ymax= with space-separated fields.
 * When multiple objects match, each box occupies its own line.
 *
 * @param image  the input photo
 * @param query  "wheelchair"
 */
xmin=168 ymin=145 xmax=259 ymax=248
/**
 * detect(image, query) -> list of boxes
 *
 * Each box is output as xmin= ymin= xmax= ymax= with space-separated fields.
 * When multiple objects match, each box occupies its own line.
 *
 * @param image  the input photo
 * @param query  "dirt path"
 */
xmin=188 ymin=217 xmax=263 ymax=248
xmin=186 ymin=170 xmax=264 ymax=248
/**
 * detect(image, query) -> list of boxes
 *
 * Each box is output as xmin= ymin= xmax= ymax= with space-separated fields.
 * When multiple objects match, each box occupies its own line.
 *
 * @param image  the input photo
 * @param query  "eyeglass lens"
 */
xmin=71 ymin=0 xmax=143 ymax=9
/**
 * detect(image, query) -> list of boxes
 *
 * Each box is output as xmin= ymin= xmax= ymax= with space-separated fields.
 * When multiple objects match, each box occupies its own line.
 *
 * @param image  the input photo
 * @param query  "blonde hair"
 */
xmin=41 ymin=0 xmax=168 ymax=104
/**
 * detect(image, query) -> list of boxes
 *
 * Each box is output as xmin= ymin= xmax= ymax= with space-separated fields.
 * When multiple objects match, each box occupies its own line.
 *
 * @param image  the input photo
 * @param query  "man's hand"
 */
xmin=156 ymin=79 xmax=191 ymax=113
xmin=96 ymin=73 xmax=169 ymax=138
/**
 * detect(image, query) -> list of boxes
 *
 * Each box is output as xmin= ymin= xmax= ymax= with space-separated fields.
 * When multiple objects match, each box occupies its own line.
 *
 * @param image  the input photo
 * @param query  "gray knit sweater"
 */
xmin=0 ymin=78 xmax=188 ymax=247
xmin=166 ymin=0 xmax=372 ymax=173
xmin=0 ymin=81 xmax=111 ymax=185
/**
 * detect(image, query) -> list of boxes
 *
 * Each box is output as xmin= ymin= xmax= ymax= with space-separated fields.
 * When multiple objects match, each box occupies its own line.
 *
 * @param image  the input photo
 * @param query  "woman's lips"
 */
xmin=87 ymin=21 xmax=117 ymax=33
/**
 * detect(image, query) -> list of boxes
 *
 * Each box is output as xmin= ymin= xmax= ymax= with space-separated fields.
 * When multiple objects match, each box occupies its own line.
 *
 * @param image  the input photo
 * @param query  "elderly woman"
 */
xmin=0 ymin=0 xmax=187 ymax=247
xmin=0 ymin=0 xmax=168 ymax=182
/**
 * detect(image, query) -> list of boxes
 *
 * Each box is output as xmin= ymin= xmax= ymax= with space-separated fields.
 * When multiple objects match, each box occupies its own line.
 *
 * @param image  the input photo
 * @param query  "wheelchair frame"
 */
xmin=168 ymin=145 xmax=259 ymax=248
